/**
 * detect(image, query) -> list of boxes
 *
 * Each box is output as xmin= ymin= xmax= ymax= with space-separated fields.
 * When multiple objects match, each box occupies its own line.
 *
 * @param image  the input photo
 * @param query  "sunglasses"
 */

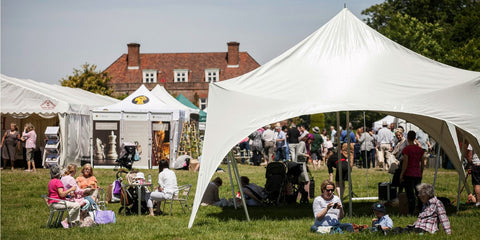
xmin=325 ymin=189 xmax=334 ymax=192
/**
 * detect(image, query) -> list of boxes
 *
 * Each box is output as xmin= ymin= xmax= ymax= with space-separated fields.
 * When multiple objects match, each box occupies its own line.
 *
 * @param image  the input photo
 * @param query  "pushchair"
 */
xmin=115 ymin=142 xmax=138 ymax=171
xmin=286 ymin=161 xmax=309 ymax=204
xmin=116 ymin=170 xmax=149 ymax=215
xmin=264 ymin=162 xmax=287 ymax=205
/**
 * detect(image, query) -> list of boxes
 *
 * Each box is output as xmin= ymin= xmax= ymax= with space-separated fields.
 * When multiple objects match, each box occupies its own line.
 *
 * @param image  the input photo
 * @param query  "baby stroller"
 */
xmin=116 ymin=170 xmax=149 ymax=215
xmin=264 ymin=162 xmax=287 ymax=205
xmin=115 ymin=142 xmax=138 ymax=171
xmin=286 ymin=162 xmax=309 ymax=204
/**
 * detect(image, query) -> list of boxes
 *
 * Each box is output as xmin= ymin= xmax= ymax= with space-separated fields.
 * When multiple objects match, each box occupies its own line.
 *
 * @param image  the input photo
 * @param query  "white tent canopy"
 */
xmin=188 ymin=8 xmax=480 ymax=228
xmin=150 ymin=84 xmax=200 ymax=121
xmin=92 ymin=85 xmax=185 ymax=168
xmin=1 ymin=74 xmax=119 ymax=167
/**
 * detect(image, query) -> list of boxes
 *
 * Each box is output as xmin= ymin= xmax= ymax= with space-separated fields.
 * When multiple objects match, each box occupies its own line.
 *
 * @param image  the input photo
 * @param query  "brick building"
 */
xmin=104 ymin=42 xmax=260 ymax=109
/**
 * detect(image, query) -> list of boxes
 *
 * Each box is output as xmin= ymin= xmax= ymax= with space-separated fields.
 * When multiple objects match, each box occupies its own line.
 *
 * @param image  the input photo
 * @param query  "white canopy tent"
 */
xmin=1 ymin=74 xmax=119 ymax=167
xmin=373 ymin=115 xmax=420 ymax=133
xmin=188 ymin=8 xmax=480 ymax=228
xmin=150 ymin=85 xmax=200 ymax=122
xmin=92 ymin=85 xmax=185 ymax=169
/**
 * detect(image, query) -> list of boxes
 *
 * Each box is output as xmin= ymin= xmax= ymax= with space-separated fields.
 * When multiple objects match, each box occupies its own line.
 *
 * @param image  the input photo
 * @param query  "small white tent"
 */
xmin=188 ymin=8 xmax=480 ymax=228
xmin=1 ymin=74 xmax=119 ymax=167
xmin=150 ymin=85 xmax=200 ymax=121
xmin=92 ymin=85 xmax=185 ymax=169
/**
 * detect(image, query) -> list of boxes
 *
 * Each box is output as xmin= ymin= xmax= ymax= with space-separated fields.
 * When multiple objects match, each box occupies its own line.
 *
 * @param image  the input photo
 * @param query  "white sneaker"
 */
xmin=61 ymin=219 xmax=69 ymax=228
xmin=475 ymin=202 xmax=480 ymax=207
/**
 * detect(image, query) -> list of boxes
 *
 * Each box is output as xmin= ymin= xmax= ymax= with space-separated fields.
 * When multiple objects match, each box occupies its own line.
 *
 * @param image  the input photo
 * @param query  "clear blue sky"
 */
xmin=1 ymin=0 xmax=382 ymax=84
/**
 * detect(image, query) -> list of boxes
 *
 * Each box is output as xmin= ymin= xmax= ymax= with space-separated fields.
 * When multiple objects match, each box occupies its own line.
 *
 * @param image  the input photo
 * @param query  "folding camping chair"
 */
xmin=42 ymin=195 xmax=70 ymax=228
xmin=163 ymin=184 xmax=192 ymax=215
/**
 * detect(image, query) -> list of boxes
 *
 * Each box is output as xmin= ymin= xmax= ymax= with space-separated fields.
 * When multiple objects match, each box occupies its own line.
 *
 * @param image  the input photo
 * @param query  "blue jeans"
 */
xmin=239 ymin=141 xmax=250 ymax=164
xmin=275 ymin=147 xmax=285 ymax=162
xmin=310 ymin=223 xmax=354 ymax=233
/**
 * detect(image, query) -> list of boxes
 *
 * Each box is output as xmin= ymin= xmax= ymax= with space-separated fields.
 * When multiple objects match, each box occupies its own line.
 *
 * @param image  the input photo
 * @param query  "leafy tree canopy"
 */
xmin=362 ymin=0 xmax=480 ymax=71
xmin=60 ymin=63 xmax=113 ymax=96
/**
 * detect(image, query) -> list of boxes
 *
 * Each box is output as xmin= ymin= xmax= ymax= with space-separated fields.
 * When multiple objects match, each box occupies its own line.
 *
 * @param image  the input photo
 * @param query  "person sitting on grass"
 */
xmin=311 ymin=180 xmax=353 ymax=233
xmin=389 ymin=183 xmax=451 ymax=235
xmin=371 ymin=202 xmax=393 ymax=234
xmin=201 ymin=177 xmax=224 ymax=206
xmin=240 ymin=176 xmax=265 ymax=206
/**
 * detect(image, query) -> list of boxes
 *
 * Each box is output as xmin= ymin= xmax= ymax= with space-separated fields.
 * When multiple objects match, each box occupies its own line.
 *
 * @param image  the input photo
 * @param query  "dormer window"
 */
xmin=174 ymin=69 xmax=189 ymax=82
xmin=142 ymin=70 xmax=157 ymax=83
xmin=205 ymin=69 xmax=219 ymax=83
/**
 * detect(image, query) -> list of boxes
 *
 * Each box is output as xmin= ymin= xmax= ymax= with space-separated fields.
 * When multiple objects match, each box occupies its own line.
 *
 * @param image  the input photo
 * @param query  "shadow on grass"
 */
xmin=206 ymin=201 xmax=387 ymax=221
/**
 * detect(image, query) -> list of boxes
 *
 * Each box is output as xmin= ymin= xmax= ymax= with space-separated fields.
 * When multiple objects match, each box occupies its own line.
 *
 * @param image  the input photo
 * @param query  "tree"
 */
xmin=362 ymin=0 xmax=480 ymax=71
xmin=60 ymin=63 xmax=113 ymax=96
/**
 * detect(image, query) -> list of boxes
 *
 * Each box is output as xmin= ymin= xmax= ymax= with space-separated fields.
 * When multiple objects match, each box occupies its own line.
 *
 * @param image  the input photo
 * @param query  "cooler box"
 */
xmin=378 ymin=182 xmax=397 ymax=201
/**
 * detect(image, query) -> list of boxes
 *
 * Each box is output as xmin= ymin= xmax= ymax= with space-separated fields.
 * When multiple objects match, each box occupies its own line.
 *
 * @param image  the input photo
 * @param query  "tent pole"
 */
xmin=336 ymin=112 xmax=342 ymax=201
xmin=226 ymin=153 xmax=238 ymax=209
xmin=229 ymin=151 xmax=250 ymax=221
xmin=456 ymin=137 xmax=467 ymax=212
xmin=90 ymin=113 xmax=94 ymax=167
xmin=433 ymin=123 xmax=444 ymax=189
xmin=363 ymin=111 xmax=369 ymax=197
xmin=346 ymin=111 xmax=352 ymax=218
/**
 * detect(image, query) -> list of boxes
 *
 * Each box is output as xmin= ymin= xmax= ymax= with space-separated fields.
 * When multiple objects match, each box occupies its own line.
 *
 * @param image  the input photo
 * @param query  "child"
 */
xmin=372 ymin=203 xmax=393 ymax=234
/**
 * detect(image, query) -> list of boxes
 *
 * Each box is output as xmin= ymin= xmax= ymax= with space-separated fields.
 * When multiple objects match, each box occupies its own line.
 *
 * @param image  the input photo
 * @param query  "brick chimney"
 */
xmin=127 ymin=43 xmax=140 ymax=69
xmin=227 ymin=41 xmax=240 ymax=67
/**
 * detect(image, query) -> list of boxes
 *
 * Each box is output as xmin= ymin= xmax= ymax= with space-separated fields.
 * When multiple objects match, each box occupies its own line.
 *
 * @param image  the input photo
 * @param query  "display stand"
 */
xmin=43 ymin=126 xmax=61 ymax=168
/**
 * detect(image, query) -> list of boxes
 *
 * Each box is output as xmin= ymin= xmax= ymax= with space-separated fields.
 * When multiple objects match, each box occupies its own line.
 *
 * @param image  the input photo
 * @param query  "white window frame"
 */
xmin=204 ymin=68 xmax=219 ymax=83
xmin=199 ymin=98 xmax=207 ymax=110
xmin=174 ymin=69 xmax=189 ymax=83
xmin=142 ymin=70 xmax=157 ymax=83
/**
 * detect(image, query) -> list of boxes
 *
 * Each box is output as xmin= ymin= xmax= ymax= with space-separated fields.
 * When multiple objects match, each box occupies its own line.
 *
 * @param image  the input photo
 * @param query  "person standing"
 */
xmin=287 ymin=122 xmax=300 ymax=162
xmin=274 ymin=126 xmax=286 ymax=162
xmin=1 ymin=123 xmax=21 ymax=170
xmin=376 ymin=121 xmax=394 ymax=170
xmin=358 ymin=127 xmax=375 ymax=169
xmin=21 ymin=123 xmax=37 ymax=172
xmin=262 ymin=125 xmax=275 ymax=163
xmin=330 ymin=126 xmax=337 ymax=146
xmin=467 ymin=144 xmax=480 ymax=207
xmin=415 ymin=129 xmax=432 ymax=167
xmin=400 ymin=131 xmax=426 ymax=215
xmin=249 ymin=129 xmax=264 ymax=166
xmin=310 ymin=127 xmax=323 ymax=167
xmin=238 ymin=137 xmax=250 ymax=164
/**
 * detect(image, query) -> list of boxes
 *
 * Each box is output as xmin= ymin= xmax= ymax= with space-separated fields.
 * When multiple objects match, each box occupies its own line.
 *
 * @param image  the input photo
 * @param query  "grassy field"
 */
xmin=1 ymin=163 xmax=479 ymax=240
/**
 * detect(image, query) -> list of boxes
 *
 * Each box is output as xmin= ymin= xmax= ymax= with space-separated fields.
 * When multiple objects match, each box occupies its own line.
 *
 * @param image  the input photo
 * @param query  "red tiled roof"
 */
xmin=105 ymin=52 xmax=260 ymax=85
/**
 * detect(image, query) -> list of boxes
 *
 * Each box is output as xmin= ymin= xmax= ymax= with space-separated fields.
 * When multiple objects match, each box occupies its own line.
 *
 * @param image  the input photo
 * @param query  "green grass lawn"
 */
xmin=1 ymin=164 xmax=479 ymax=239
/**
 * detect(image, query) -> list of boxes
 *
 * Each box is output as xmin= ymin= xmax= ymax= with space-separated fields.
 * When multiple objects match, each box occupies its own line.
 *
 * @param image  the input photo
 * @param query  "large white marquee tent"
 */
xmin=188 ymin=8 xmax=480 ymax=228
xmin=0 ymin=74 xmax=119 ymax=167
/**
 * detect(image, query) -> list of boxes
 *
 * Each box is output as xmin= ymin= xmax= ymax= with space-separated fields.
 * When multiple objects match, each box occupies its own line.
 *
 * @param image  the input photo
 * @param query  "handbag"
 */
xmin=95 ymin=210 xmax=116 ymax=224
xmin=297 ymin=155 xmax=307 ymax=163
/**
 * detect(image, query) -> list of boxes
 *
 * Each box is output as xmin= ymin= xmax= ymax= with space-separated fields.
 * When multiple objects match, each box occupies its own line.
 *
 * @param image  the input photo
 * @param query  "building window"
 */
xmin=142 ymin=70 xmax=157 ymax=83
xmin=174 ymin=69 xmax=189 ymax=82
xmin=199 ymin=98 xmax=207 ymax=110
xmin=205 ymin=69 xmax=219 ymax=83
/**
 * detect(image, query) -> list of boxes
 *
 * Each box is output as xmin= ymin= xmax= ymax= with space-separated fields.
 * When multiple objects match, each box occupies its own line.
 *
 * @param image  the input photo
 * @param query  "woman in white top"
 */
xmin=147 ymin=160 xmax=178 ymax=216
xmin=311 ymin=180 xmax=353 ymax=232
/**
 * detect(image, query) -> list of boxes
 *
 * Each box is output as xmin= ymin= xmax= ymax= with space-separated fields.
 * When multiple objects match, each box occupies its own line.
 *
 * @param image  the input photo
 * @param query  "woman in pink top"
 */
xmin=400 ymin=130 xmax=426 ymax=215
xmin=21 ymin=123 xmax=37 ymax=172
xmin=48 ymin=164 xmax=81 ymax=227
